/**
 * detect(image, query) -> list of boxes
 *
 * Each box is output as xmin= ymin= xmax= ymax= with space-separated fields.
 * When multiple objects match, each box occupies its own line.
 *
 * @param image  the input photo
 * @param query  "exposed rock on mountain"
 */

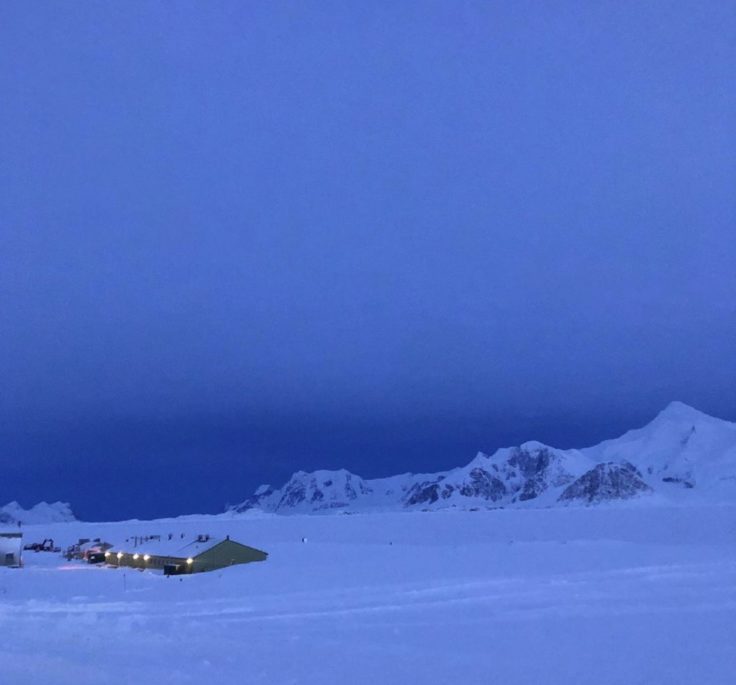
xmin=558 ymin=462 xmax=651 ymax=504
xmin=401 ymin=443 xmax=590 ymax=509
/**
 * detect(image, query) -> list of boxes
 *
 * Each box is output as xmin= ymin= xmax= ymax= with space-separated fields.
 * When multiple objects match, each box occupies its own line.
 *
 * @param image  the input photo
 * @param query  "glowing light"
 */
xmin=133 ymin=554 xmax=139 ymax=560
xmin=117 ymin=552 xmax=123 ymax=560
xmin=143 ymin=554 xmax=150 ymax=562
xmin=104 ymin=551 xmax=110 ymax=558
xmin=186 ymin=557 xmax=194 ymax=565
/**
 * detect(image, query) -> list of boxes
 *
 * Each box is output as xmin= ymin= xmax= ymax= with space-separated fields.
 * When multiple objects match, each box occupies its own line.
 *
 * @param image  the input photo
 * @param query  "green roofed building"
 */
xmin=106 ymin=534 xmax=267 ymax=575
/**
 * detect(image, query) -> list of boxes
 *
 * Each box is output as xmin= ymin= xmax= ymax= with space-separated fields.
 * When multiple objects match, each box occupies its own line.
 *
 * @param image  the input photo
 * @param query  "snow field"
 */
xmin=1 ymin=505 xmax=735 ymax=684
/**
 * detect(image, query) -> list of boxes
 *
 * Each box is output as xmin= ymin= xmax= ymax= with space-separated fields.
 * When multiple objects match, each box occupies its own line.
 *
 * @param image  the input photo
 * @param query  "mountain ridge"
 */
xmin=0 ymin=501 xmax=76 ymax=526
xmin=231 ymin=402 xmax=736 ymax=515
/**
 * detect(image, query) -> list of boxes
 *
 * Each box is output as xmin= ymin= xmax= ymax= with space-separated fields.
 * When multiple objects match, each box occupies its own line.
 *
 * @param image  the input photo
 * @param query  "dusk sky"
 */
xmin=1 ymin=2 xmax=734 ymax=521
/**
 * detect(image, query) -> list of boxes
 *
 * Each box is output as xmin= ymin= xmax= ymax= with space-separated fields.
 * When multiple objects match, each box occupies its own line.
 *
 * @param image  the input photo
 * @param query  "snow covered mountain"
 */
xmin=582 ymin=401 xmax=736 ymax=494
xmin=0 ymin=501 xmax=76 ymax=526
xmin=231 ymin=402 xmax=736 ymax=514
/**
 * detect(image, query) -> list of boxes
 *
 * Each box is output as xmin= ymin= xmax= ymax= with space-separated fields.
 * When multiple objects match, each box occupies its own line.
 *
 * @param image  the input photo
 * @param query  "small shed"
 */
xmin=0 ymin=532 xmax=22 ymax=567
xmin=106 ymin=534 xmax=267 ymax=575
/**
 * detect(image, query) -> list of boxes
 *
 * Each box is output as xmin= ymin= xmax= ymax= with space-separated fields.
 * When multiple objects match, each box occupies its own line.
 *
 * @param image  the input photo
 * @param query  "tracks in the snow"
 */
xmin=3 ymin=560 xmax=735 ymax=628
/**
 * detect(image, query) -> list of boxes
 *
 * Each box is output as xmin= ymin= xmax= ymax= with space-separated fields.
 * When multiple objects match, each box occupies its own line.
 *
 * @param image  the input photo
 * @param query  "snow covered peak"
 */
xmin=519 ymin=439 xmax=556 ymax=451
xmin=583 ymin=403 xmax=736 ymax=493
xmin=231 ymin=469 xmax=378 ymax=514
xmin=653 ymin=401 xmax=726 ymax=426
xmin=0 ymin=501 xmax=76 ymax=525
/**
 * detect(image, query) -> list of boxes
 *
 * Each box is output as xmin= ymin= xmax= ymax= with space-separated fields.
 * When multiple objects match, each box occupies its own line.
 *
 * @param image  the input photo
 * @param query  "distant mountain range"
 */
xmin=231 ymin=402 xmax=736 ymax=515
xmin=0 ymin=501 xmax=76 ymax=526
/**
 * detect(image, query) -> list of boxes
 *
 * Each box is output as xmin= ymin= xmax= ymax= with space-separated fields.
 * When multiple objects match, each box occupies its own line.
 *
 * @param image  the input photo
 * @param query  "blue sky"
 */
xmin=1 ymin=2 xmax=734 ymax=520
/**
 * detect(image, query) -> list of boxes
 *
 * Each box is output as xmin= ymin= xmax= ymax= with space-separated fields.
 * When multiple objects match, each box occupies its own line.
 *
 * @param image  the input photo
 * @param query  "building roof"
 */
xmin=79 ymin=540 xmax=112 ymax=552
xmin=109 ymin=534 xmax=234 ymax=559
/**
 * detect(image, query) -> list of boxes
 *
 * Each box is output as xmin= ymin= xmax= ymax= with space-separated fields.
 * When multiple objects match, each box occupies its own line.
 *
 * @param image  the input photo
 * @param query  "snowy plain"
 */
xmin=1 ymin=504 xmax=735 ymax=684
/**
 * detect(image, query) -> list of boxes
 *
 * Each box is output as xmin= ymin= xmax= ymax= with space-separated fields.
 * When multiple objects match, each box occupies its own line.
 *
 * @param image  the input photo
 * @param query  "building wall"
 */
xmin=106 ymin=552 xmax=188 ymax=572
xmin=0 ymin=533 xmax=22 ymax=567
